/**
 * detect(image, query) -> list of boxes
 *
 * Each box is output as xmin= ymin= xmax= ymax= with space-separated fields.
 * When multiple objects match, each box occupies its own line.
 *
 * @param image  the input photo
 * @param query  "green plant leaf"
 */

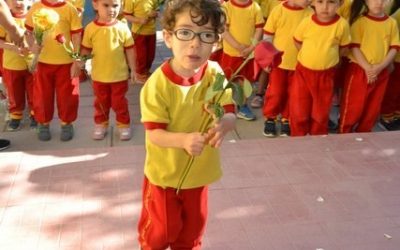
xmin=231 ymin=82 xmax=244 ymax=106
xmin=242 ymin=79 xmax=253 ymax=98
xmin=205 ymin=85 xmax=218 ymax=102
xmin=214 ymin=104 xmax=225 ymax=119
xmin=212 ymin=73 xmax=225 ymax=91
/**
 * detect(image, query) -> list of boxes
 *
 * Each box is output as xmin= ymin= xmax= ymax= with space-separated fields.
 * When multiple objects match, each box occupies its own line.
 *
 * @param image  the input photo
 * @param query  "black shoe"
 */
xmin=263 ymin=119 xmax=276 ymax=137
xmin=328 ymin=119 xmax=338 ymax=131
xmin=60 ymin=124 xmax=74 ymax=141
xmin=37 ymin=124 xmax=51 ymax=141
xmin=380 ymin=118 xmax=398 ymax=131
xmin=280 ymin=121 xmax=291 ymax=137
xmin=0 ymin=139 xmax=10 ymax=151
xmin=7 ymin=119 xmax=21 ymax=131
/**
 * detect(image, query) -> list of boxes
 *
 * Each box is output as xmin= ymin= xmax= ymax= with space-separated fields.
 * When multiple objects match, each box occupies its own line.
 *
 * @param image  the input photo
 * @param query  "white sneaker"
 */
xmin=92 ymin=125 xmax=107 ymax=140
xmin=119 ymin=127 xmax=131 ymax=141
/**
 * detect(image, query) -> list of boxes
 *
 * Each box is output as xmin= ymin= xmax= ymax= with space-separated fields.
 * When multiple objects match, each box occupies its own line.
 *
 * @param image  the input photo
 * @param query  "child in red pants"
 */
xmin=138 ymin=0 xmax=236 ymax=248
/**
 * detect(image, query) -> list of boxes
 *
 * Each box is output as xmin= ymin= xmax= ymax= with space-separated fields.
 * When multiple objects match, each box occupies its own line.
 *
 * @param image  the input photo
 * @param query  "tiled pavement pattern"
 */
xmin=1 ymin=5 xmax=400 ymax=250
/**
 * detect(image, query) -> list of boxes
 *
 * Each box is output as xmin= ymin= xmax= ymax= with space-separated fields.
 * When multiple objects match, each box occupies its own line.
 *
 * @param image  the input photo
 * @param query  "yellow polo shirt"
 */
xmin=81 ymin=20 xmax=134 ymax=83
xmin=348 ymin=14 xmax=400 ymax=64
xmin=264 ymin=2 xmax=312 ymax=70
xmin=2 ymin=15 xmax=31 ymax=70
xmin=222 ymin=0 xmax=264 ymax=57
xmin=25 ymin=0 xmax=82 ymax=65
xmin=140 ymin=60 xmax=234 ymax=189
xmin=294 ymin=14 xmax=351 ymax=70
xmin=123 ymin=0 xmax=158 ymax=35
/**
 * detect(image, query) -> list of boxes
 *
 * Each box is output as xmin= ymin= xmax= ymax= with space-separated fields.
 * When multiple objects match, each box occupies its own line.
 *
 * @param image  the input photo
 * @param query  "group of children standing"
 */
xmin=0 ymin=0 xmax=160 ymax=142
xmin=211 ymin=0 xmax=400 ymax=138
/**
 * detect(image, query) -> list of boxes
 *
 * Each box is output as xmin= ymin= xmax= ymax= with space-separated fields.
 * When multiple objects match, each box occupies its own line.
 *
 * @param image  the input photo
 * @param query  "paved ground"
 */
xmin=1 ymin=7 xmax=400 ymax=250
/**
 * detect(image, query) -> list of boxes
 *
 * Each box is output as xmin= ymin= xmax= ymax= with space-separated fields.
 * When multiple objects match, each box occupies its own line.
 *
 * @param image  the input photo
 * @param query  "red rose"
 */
xmin=55 ymin=34 xmax=66 ymax=44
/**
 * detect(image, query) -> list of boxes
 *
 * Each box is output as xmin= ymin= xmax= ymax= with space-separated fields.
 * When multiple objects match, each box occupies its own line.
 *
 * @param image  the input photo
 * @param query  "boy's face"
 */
xmin=7 ymin=0 xmax=31 ymax=15
xmin=314 ymin=0 xmax=341 ymax=22
xmin=93 ymin=0 xmax=121 ymax=23
xmin=163 ymin=8 xmax=218 ymax=77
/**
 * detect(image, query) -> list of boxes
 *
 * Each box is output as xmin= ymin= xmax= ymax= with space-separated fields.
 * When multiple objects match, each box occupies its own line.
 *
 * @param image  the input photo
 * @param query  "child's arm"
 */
xmin=221 ymin=29 xmax=246 ymax=55
xmin=124 ymin=13 xmax=154 ymax=26
xmin=125 ymin=46 xmax=137 ymax=83
xmin=70 ymin=32 xmax=82 ymax=78
xmin=206 ymin=113 xmax=236 ymax=148
xmin=25 ymin=30 xmax=41 ymax=55
xmin=0 ymin=39 xmax=22 ymax=54
xmin=370 ymin=48 xmax=397 ymax=78
xmin=240 ymin=27 xmax=263 ymax=57
xmin=147 ymin=129 xmax=207 ymax=156
xmin=351 ymin=47 xmax=375 ymax=83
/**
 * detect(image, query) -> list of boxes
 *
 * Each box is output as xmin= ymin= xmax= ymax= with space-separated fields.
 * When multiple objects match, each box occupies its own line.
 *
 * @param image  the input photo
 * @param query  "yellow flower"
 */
xmin=32 ymin=8 xmax=59 ymax=35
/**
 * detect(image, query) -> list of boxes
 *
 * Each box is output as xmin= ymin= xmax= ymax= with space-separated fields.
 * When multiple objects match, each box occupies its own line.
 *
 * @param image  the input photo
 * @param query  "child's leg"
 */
xmin=138 ymin=177 xmax=208 ymax=250
xmin=24 ymin=71 xmax=35 ymax=118
xmin=54 ymin=64 xmax=80 ymax=124
xmin=145 ymin=34 xmax=156 ymax=74
xmin=381 ymin=63 xmax=400 ymax=121
xmin=34 ymin=63 xmax=57 ymax=124
xmin=309 ymin=68 xmax=335 ymax=135
xmin=263 ymin=67 xmax=288 ymax=119
xmin=339 ymin=63 xmax=368 ymax=133
xmin=2 ymin=69 xmax=26 ymax=121
xmin=110 ymin=81 xmax=130 ymax=126
xmin=134 ymin=34 xmax=156 ymax=77
xmin=290 ymin=64 xmax=313 ymax=136
xmin=93 ymin=81 xmax=111 ymax=125
xmin=356 ymin=69 xmax=389 ymax=132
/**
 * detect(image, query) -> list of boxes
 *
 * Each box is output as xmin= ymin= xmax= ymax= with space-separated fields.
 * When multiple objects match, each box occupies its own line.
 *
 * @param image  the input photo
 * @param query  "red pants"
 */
xmin=0 ymin=49 xmax=3 ymax=76
xmin=138 ymin=177 xmax=208 ymax=250
xmin=134 ymin=33 xmax=156 ymax=75
xmin=34 ymin=62 xmax=79 ymax=124
xmin=290 ymin=63 xmax=336 ymax=136
xmin=92 ymin=80 xmax=130 ymax=127
xmin=2 ymin=69 xmax=34 ymax=119
xmin=339 ymin=63 xmax=389 ymax=133
xmin=220 ymin=52 xmax=257 ymax=82
xmin=263 ymin=67 xmax=294 ymax=120
xmin=381 ymin=62 xmax=400 ymax=118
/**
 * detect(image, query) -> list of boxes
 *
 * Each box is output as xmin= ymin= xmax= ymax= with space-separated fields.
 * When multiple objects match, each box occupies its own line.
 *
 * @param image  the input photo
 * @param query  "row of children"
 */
xmin=0 ymin=0 xmax=161 ymax=142
xmin=212 ymin=0 xmax=400 ymax=137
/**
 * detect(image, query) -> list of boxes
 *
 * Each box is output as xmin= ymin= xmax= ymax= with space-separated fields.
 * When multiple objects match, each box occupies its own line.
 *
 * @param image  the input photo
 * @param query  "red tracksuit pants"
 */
xmin=339 ymin=62 xmax=389 ymax=133
xmin=138 ymin=177 xmax=208 ymax=250
xmin=92 ymin=81 xmax=130 ymax=127
xmin=263 ymin=67 xmax=294 ymax=120
xmin=2 ymin=69 xmax=34 ymax=119
xmin=33 ymin=63 xmax=79 ymax=124
xmin=134 ymin=34 xmax=156 ymax=75
xmin=381 ymin=62 xmax=400 ymax=118
xmin=290 ymin=63 xmax=336 ymax=136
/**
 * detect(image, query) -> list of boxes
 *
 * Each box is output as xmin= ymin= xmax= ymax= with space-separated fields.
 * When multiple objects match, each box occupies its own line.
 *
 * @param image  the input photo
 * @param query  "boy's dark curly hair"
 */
xmin=162 ymin=0 xmax=226 ymax=34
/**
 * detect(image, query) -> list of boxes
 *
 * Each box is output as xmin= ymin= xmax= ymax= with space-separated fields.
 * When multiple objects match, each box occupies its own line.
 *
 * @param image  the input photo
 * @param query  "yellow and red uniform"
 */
xmin=340 ymin=14 xmax=400 ymax=133
xmin=138 ymin=60 xmax=234 ymax=249
xmin=25 ymin=0 xmax=82 ymax=124
xmin=262 ymin=2 xmax=311 ymax=121
xmin=292 ymin=14 xmax=351 ymax=136
xmin=82 ymin=20 xmax=134 ymax=127
xmin=123 ymin=0 xmax=158 ymax=76
xmin=381 ymin=9 xmax=400 ymax=121
xmin=1 ymin=14 xmax=34 ymax=121
xmin=220 ymin=0 xmax=264 ymax=81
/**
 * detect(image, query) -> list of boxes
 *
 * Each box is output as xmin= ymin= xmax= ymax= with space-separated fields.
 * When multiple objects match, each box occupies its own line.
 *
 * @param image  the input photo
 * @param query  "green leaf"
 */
xmin=214 ymin=104 xmax=225 ymax=119
xmin=242 ymin=79 xmax=253 ymax=98
xmin=231 ymin=82 xmax=244 ymax=106
xmin=212 ymin=73 xmax=225 ymax=91
xmin=205 ymin=85 xmax=218 ymax=102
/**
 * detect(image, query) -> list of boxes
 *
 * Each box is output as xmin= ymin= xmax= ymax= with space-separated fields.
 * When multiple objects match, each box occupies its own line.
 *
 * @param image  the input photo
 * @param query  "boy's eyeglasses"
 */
xmin=172 ymin=29 xmax=219 ymax=44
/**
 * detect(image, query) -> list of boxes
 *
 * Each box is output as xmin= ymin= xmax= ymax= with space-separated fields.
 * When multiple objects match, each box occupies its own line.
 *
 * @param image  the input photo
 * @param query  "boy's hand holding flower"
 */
xmin=183 ymin=132 xmax=206 ymax=156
